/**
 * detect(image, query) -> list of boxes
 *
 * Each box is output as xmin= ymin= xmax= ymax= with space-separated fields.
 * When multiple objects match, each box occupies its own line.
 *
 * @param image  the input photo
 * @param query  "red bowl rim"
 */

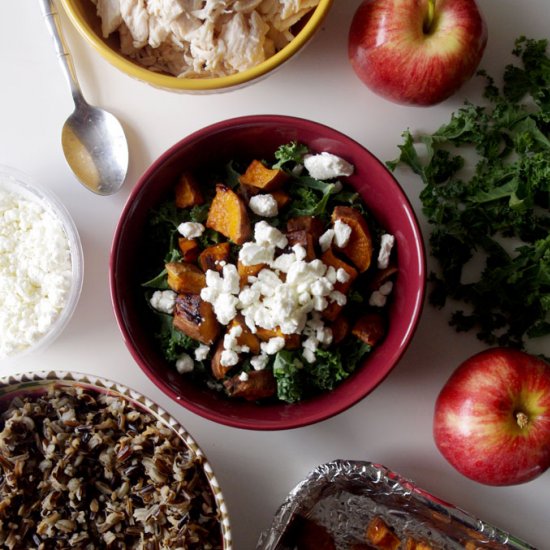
xmin=110 ymin=114 xmax=426 ymax=430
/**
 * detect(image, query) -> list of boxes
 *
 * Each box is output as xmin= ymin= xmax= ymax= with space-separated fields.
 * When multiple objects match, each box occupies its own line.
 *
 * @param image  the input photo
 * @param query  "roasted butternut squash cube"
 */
xmin=237 ymin=260 xmax=266 ymax=287
xmin=178 ymin=238 xmax=200 ymax=262
xmin=239 ymin=160 xmax=288 ymax=191
xmin=255 ymin=326 xmax=301 ymax=349
xmin=286 ymin=229 xmax=316 ymax=261
xmin=175 ymin=172 xmax=204 ymax=209
xmin=270 ymin=190 xmax=291 ymax=210
xmin=365 ymin=517 xmax=400 ymax=550
xmin=405 ymin=538 xmax=433 ymax=550
xmin=166 ymin=262 xmax=206 ymax=294
xmin=238 ymin=159 xmax=288 ymax=191
xmin=369 ymin=264 xmax=399 ymax=291
xmin=329 ymin=315 xmax=351 ymax=345
xmin=331 ymin=206 xmax=373 ymax=272
xmin=286 ymin=215 xmax=324 ymax=242
xmin=321 ymin=249 xmax=358 ymax=292
xmin=206 ymin=184 xmax=252 ymax=244
xmin=352 ymin=313 xmax=386 ymax=347
xmin=173 ymin=293 xmax=220 ymax=345
xmin=210 ymin=339 xmax=233 ymax=380
xmin=224 ymin=370 xmax=277 ymax=400
xmin=320 ymin=249 xmax=358 ymax=321
xmin=238 ymin=182 xmax=260 ymax=202
xmin=228 ymin=315 xmax=261 ymax=355
xmin=198 ymin=242 xmax=232 ymax=273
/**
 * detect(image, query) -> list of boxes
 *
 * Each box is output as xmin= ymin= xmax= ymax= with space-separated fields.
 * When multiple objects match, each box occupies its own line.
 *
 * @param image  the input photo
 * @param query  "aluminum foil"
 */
xmin=256 ymin=460 xmax=537 ymax=550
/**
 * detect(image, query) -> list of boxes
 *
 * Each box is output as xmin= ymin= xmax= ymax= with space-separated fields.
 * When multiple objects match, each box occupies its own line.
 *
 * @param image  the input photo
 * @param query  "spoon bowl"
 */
xmin=40 ymin=0 xmax=128 ymax=195
xmin=61 ymin=101 xmax=128 ymax=195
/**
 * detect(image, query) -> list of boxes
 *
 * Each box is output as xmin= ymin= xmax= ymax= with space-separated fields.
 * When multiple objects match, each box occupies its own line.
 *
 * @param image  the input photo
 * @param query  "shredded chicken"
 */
xmin=90 ymin=0 xmax=321 ymax=78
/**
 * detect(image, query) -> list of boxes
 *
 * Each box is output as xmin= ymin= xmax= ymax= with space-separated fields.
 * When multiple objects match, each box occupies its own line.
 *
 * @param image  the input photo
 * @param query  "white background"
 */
xmin=1 ymin=1 xmax=549 ymax=548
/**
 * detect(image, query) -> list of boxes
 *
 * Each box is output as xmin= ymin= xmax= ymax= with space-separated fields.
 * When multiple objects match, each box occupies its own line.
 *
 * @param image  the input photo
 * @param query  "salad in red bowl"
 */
xmin=142 ymin=141 xmax=398 ymax=405
xmin=110 ymin=115 xmax=425 ymax=430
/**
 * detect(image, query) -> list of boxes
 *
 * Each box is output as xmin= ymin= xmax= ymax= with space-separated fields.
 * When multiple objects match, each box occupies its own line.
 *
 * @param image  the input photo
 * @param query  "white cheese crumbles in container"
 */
xmin=0 ymin=166 xmax=83 ymax=360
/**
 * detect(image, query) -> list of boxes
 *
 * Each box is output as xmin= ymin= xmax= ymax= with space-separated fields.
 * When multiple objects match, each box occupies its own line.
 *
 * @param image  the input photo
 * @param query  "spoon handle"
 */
xmin=38 ymin=0 xmax=84 ymax=106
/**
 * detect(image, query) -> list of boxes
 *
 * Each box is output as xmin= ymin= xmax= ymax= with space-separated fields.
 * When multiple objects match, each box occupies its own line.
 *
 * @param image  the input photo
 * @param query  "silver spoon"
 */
xmin=39 ymin=0 xmax=128 ymax=195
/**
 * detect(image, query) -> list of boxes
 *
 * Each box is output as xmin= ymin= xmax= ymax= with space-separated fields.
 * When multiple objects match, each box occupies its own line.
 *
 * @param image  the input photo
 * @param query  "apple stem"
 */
xmin=423 ymin=0 xmax=436 ymax=34
xmin=516 ymin=411 xmax=529 ymax=429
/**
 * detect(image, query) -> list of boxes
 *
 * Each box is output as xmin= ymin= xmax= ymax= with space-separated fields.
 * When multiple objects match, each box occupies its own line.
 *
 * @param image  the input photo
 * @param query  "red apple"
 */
xmin=348 ymin=0 xmax=488 ymax=106
xmin=433 ymin=348 xmax=550 ymax=486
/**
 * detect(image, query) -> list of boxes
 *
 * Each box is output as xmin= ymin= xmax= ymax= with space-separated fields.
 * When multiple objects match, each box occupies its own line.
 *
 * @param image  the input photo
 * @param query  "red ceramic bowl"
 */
xmin=110 ymin=115 xmax=425 ymax=430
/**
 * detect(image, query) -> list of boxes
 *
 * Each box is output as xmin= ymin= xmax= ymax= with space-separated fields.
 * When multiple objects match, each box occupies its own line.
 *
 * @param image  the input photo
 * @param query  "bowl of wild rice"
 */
xmin=0 ymin=370 xmax=231 ymax=549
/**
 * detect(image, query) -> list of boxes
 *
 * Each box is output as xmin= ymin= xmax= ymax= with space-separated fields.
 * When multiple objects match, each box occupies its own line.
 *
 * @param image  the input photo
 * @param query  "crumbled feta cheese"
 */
xmin=201 ymin=266 xmax=242 ymax=325
xmin=254 ymin=221 xmax=288 ymax=249
xmin=205 ymin=269 xmax=224 ymax=292
xmin=319 ymin=229 xmax=334 ymax=252
xmin=292 ymin=244 xmax=307 ymax=261
xmin=238 ymin=287 xmax=260 ymax=307
xmin=304 ymin=152 xmax=354 ymax=180
xmin=198 ymin=215 xmax=363 ymax=356
xmin=250 ymin=353 xmax=269 ymax=371
xmin=312 ymin=295 xmax=328 ymax=312
xmin=336 ymin=268 xmax=351 ymax=284
xmin=271 ymin=252 xmax=297 ymax=273
xmin=300 ymin=313 xmax=333 ymax=363
xmin=325 ymin=266 xmax=337 ymax=284
xmin=377 ymin=233 xmax=395 ymax=269
xmin=302 ymin=348 xmax=316 ymax=364
xmin=150 ymin=290 xmax=177 ymax=314
xmin=0 ymin=186 xmax=72 ymax=358
xmin=369 ymin=292 xmax=386 ymax=307
xmin=369 ymin=280 xmax=393 ymax=307
xmin=194 ymin=344 xmax=210 ymax=361
xmin=177 ymin=221 xmax=205 ymax=239
xmin=379 ymin=281 xmax=394 ymax=296
xmin=221 ymin=264 xmax=240 ymax=294
xmin=238 ymin=372 xmax=249 ymax=381
xmin=303 ymin=336 xmax=318 ymax=352
xmin=175 ymin=353 xmax=194 ymax=374
xmin=310 ymin=279 xmax=332 ymax=297
xmin=220 ymin=349 xmax=239 ymax=367
xmin=239 ymin=242 xmax=274 ymax=266
xmin=249 ymin=194 xmax=278 ymax=217
xmin=329 ymin=291 xmax=347 ymax=306
xmin=212 ymin=293 xmax=239 ymax=325
xmin=229 ymin=324 xmax=243 ymax=338
xmin=261 ymin=337 xmax=286 ymax=355
xmin=333 ymin=220 xmax=352 ymax=248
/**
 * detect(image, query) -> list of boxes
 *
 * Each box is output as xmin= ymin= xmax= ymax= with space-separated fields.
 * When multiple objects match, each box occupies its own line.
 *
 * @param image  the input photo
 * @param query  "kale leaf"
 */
xmin=272 ymin=141 xmax=309 ymax=169
xmin=153 ymin=311 xmax=197 ymax=362
xmin=388 ymin=37 xmax=550 ymax=352
xmin=273 ymin=350 xmax=304 ymax=403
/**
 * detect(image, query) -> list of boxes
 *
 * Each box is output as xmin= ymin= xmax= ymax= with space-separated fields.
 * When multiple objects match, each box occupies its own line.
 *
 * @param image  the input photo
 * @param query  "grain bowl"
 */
xmin=0 ymin=370 xmax=232 ymax=549
xmin=110 ymin=115 xmax=426 ymax=430
xmin=0 ymin=165 xmax=83 ymax=362
xmin=58 ymin=0 xmax=333 ymax=92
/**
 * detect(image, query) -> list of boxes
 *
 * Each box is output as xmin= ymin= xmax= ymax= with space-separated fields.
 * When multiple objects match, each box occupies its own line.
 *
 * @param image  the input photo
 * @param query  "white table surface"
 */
xmin=1 ymin=2 xmax=549 ymax=548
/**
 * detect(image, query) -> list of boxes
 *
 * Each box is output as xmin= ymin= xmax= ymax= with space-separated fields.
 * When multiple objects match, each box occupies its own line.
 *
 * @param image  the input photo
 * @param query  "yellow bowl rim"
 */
xmin=59 ymin=0 xmax=334 ymax=91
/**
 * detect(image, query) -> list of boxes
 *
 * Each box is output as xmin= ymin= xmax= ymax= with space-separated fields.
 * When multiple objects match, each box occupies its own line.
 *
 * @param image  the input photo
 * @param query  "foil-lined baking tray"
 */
xmin=256 ymin=460 xmax=536 ymax=550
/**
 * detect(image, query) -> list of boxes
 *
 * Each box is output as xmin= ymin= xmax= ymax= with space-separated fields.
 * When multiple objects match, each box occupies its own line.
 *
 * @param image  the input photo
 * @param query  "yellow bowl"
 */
xmin=59 ymin=0 xmax=333 ymax=93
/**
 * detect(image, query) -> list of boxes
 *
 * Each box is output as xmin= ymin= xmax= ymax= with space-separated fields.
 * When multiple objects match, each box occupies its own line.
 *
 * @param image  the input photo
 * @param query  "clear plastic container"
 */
xmin=0 ymin=165 xmax=84 ymax=362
